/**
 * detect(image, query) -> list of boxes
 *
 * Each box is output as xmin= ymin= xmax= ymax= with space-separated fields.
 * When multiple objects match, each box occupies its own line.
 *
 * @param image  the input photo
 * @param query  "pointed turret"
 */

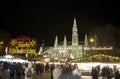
xmin=54 ymin=36 xmax=58 ymax=47
xmin=84 ymin=35 xmax=88 ymax=46
xmin=72 ymin=18 xmax=79 ymax=46
xmin=63 ymin=35 xmax=67 ymax=46
xmin=38 ymin=46 xmax=43 ymax=54
xmin=95 ymin=34 xmax=97 ymax=47
xmin=72 ymin=18 xmax=78 ymax=32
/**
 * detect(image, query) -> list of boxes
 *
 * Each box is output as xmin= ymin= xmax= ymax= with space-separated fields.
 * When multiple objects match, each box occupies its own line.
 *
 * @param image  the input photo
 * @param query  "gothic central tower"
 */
xmin=72 ymin=18 xmax=79 ymax=46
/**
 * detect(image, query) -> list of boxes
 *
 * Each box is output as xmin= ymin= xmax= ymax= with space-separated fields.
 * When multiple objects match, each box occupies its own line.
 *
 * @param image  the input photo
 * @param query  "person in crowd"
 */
xmin=24 ymin=63 xmax=34 ymax=79
xmin=113 ymin=66 xmax=120 ymax=79
xmin=101 ymin=66 xmax=107 ymax=79
xmin=40 ymin=63 xmax=44 ymax=76
xmin=0 ymin=62 xmax=10 ymax=79
xmin=106 ymin=65 xmax=113 ymax=79
xmin=72 ymin=64 xmax=81 ymax=79
xmin=61 ymin=63 xmax=72 ymax=79
xmin=22 ymin=63 xmax=27 ymax=76
xmin=96 ymin=65 xmax=100 ymax=74
xmin=3 ymin=61 xmax=9 ymax=70
xmin=50 ymin=63 xmax=55 ymax=79
xmin=15 ymin=63 xmax=23 ymax=79
xmin=45 ymin=62 xmax=49 ymax=71
xmin=91 ymin=66 xmax=99 ymax=79
xmin=53 ymin=65 xmax=61 ymax=79
xmin=35 ymin=63 xmax=41 ymax=75
xmin=0 ymin=62 xmax=4 ymax=78
xmin=8 ymin=63 xmax=16 ymax=79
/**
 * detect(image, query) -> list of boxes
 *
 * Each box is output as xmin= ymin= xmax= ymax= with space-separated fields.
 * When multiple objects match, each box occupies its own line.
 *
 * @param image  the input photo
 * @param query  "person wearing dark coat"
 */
xmin=45 ymin=62 xmax=49 ymax=71
xmin=113 ymin=66 xmax=120 ymax=79
xmin=50 ymin=64 xmax=55 ymax=79
xmin=35 ymin=63 xmax=41 ymax=75
xmin=8 ymin=63 xmax=16 ymax=79
xmin=101 ymin=66 xmax=107 ymax=79
xmin=15 ymin=63 xmax=23 ymax=79
xmin=91 ymin=66 xmax=99 ymax=79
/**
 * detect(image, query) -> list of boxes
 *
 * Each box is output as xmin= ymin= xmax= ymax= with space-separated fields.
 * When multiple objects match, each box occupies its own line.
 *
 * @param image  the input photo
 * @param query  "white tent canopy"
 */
xmin=0 ymin=55 xmax=28 ymax=63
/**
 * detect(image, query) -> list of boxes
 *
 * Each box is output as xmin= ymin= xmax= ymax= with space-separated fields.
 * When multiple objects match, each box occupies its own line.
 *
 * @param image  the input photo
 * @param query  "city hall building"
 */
xmin=46 ymin=18 xmax=112 ymax=61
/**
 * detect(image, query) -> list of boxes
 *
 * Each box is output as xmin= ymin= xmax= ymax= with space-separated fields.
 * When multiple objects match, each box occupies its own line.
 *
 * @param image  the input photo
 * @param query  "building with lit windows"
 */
xmin=46 ymin=18 xmax=113 ymax=61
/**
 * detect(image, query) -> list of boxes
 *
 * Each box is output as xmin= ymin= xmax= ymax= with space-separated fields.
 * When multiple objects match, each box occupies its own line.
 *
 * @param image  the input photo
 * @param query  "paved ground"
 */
xmin=20 ymin=71 xmax=114 ymax=79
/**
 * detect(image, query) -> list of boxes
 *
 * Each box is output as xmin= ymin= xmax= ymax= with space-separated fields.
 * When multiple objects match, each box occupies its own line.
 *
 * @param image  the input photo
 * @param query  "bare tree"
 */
xmin=89 ymin=24 xmax=117 ymax=47
xmin=0 ymin=31 xmax=12 ymax=55
xmin=88 ymin=24 xmax=120 ymax=57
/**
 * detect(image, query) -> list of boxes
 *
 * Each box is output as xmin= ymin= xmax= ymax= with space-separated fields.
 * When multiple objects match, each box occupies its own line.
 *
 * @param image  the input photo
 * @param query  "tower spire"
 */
xmin=73 ymin=18 xmax=78 ymax=32
xmin=84 ymin=34 xmax=88 ymax=46
xmin=72 ymin=18 xmax=79 ymax=46
xmin=95 ymin=34 xmax=97 ymax=47
xmin=54 ymin=36 xmax=58 ymax=47
xmin=63 ymin=35 xmax=67 ymax=46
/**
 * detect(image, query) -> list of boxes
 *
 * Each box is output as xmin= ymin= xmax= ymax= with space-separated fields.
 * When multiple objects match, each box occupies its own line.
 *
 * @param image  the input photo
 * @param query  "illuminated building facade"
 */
xmin=46 ymin=18 xmax=113 ymax=61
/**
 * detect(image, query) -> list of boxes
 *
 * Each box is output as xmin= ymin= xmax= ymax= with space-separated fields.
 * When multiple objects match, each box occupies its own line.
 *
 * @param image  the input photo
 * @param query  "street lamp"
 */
xmin=0 ymin=41 xmax=3 ymax=45
xmin=89 ymin=38 xmax=95 ymax=46
xmin=89 ymin=38 xmax=95 ymax=62
xmin=0 ymin=41 xmax=4 ymax=55
xmin=90 ymin=38 xmax=94 ymax=42
xmin=89 ymin=35 xmax=97 ymax=62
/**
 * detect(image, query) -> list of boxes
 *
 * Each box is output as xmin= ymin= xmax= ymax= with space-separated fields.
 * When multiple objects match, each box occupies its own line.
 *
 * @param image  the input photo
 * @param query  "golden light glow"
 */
xmin=90 ymin=38 xmax=94 ymax=42
xmin=0 ymin=41 xmax=3 ymax=44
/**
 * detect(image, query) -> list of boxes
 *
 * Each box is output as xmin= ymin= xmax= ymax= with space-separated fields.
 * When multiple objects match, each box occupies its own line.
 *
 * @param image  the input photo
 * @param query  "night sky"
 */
xmin=1 ymin=1 xmax=120 ymax=46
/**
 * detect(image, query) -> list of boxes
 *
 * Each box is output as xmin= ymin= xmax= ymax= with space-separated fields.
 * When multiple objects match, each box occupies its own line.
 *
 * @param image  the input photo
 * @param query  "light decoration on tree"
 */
xmin=69 ymin=54 xmax=120 ymax=63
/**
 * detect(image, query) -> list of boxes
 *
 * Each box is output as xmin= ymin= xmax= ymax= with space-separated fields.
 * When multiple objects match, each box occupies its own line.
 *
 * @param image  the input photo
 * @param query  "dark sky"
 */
xmin=1 ymin=0 xmax=120 ymax=46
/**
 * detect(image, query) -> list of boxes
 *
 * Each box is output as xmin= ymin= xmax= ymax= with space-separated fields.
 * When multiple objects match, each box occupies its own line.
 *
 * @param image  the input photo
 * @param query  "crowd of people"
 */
xmin=91 ymin=65 xmax=120 ymax=79
xmin=0 ymin=61 xmax=120 ymax=79
xmin=0 ymin=61 xmax=81 ymax=79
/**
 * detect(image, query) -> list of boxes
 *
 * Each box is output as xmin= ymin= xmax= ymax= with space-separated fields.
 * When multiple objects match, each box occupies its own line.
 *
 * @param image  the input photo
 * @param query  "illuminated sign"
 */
xmin=8 ymin=36 xmax=37 ymax=54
